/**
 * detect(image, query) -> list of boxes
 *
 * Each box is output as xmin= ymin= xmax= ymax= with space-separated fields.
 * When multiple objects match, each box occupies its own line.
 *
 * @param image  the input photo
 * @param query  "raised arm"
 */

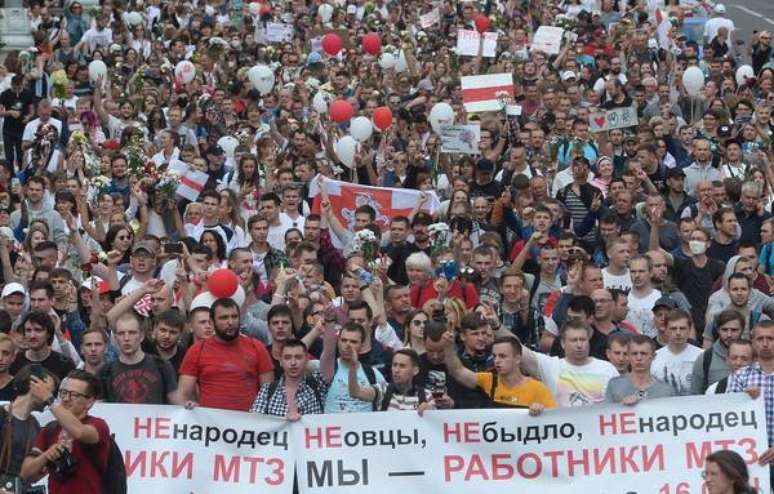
xmin=343 ymin=348 xmax=376 ymax=402
xmin=441 ymin=331 xmax=478 ymax=389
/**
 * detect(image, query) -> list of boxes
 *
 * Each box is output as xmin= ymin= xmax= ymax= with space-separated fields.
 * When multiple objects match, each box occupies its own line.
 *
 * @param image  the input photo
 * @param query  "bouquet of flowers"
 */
xmin=87 ymin=175 xmax=111 ymax=204
xmin=152 ymin=168 xmax=181 ymax=203
xmin=352 ymin=229 xmax=378 ymax=268
xmin=428 ymin=222 xmax=450 ymax=257
xmin=51 ymin=69 xmax=69 ymax=99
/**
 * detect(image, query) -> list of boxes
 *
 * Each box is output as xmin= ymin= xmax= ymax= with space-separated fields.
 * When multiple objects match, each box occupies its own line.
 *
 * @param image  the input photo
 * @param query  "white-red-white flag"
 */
xmin=177 ymin=170 xmax=209 ymax=201
xmin=308 ymin=176 xmax=441 ymax=232
xmin=655 ymin=9 xmax=672 ymax=50
xmin=461 ymin=73 xmax=514 ymax=113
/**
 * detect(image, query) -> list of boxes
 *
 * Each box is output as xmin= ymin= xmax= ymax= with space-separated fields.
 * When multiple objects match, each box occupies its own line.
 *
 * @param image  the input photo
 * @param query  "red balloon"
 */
xmin=260 ymin=3 xmax=271 ymax=14
xmin=208 ymin=269 xmax=239 ymax=298
xmin=362 ymin=33 xmax=382 ymax=55
xmin=321 ymin=33 xmax=343 ymax=56
xmin=329 ymin=100 xmax=353 ymax=123
xmin=372 ymin=106 xmax=393 ymax=130
xmin=474 ymin=15 xmax=490 ymax=34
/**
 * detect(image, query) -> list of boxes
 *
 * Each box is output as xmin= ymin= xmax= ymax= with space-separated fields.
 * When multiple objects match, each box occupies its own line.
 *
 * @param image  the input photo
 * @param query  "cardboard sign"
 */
xmin=532 ymin=26 xmax=564 ymax=55
xmin=456 ymin=29 xmax=498 ymax=58
xmin=440 ymin=124 xmax=481 ymax=154
xmin=265 ymin=22 xmax=294 ymax=43
xmin=420 ymin=8 xmax=440 ymax=28
xmin=588 ymin=106 xmax=639 ymax=132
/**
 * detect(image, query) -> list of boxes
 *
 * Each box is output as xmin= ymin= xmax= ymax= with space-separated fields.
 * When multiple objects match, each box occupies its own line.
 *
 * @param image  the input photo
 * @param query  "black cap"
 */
xmin=652 ymin=296 xmax=677 ymax=312
xmin=207 ymin=145 xmax=225 ymax=156
xmin=476 ymin=159 xmax=495 ymax=173
xmin=665 ymin=167 xmax=686 ymax=179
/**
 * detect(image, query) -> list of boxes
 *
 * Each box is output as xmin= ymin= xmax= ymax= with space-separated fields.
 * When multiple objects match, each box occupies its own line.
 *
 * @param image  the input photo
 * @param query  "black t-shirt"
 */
xmin=0 ymin=407 xmax=40 ymax=477
xmin=707 ymin=239 xmax=739 ymax=264
xmin=417 ymin=355 xmax=472 ymax=408
xmin=0 ymin=88 xmax=35 ymax=137
xmin=674 ymin=257 xmax=724 ymax=337
xmin=0 ymin=379 xmax=18 ymax=402
xmin=10 ymin=350 xmax=75 ymax=383
xmin=101 ymin=354 xmax=177 ymax=404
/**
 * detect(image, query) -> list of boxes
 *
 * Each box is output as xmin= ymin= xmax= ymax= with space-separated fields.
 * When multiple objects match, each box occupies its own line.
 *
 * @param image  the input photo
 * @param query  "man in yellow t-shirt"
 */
xmin=443 ymin=332 xmax=557 ymax=413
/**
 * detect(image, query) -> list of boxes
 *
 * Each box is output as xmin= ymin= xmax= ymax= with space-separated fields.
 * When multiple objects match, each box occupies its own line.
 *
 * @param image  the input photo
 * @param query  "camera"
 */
xmin=48 ymin=448 xmax=79 ymax=480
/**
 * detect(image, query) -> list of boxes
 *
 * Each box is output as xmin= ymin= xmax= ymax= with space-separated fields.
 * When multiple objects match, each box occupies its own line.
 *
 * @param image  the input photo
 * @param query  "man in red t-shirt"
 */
xmin=22 ymin=370 xmax=109 ymax=494
xmin=178 ymin=298 xmax=274 ymax=411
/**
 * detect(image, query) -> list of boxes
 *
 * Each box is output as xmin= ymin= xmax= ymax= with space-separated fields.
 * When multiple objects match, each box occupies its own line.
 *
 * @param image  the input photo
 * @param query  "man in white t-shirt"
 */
xmin=521 ymin=318 xmax=619 ymax=407
xmin=627 ymin=255 xmax=661 ymax=337
xmin=602 ymin=237 xmax=632 ymax=291
xmin=704 ymin=4 xmax=736 ymax=45
xmin=21 ymin=99 xmax=62 ymax=150
xmin=651 ymin=309 xmax=702 ymax=396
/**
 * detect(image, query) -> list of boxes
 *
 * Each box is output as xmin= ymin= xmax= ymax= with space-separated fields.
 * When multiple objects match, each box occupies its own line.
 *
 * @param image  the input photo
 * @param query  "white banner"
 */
xmin=265 ymin=22 xmax=294 ymax=43
xmin=293 ymin=395 xmax=771 ymax=494
xmin=96 ymin=404 xmax=293 ymax=494
xmin=456 ymin=29 xmax=498 ymax=58
xmin=588 ymin=106 xmax=639 ymax=132
xmin=440 ymin=124 xmax=480 ymax=154
xmin=532 ymin=26 xmax=564 ymax=55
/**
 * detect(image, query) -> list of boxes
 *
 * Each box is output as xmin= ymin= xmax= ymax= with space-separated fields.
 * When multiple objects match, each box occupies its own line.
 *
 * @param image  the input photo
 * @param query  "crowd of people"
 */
xmin=0 ymin=0 xmax=772 ymax=492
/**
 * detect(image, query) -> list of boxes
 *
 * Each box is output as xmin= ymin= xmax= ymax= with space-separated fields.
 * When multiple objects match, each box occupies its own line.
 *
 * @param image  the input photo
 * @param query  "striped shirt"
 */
xmin=728 ymin=363 xmax=774 ymax=446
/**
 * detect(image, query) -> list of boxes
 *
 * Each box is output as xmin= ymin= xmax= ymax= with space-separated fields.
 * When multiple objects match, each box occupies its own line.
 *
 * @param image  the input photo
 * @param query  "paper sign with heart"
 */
xmin=588 ymin=106 xmax=639 ymax=132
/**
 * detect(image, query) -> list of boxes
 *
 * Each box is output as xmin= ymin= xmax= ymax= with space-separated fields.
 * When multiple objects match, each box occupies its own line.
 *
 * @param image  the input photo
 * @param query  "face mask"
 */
xmin=689 ymin=240 xmax=706 ymax=256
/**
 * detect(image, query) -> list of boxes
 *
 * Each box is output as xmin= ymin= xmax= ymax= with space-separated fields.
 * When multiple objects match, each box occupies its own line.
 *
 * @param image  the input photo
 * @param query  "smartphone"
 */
xmin=434 ymin=260 xmax=458 ymax=280
xmin=163 ymin=242 xmax=183 ymax=254
xmin=10 ymin=178 xmax=20 ymax=189
xmin=30 ymin=364 xmax=46 ymax=379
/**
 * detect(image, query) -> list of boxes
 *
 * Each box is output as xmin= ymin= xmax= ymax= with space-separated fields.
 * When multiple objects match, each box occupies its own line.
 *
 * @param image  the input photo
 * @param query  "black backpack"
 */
xmin=43 ymin=421 xmax=127 ymax=494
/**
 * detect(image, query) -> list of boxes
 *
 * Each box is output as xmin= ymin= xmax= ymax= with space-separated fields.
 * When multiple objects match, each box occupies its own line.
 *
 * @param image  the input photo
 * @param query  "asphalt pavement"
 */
xmin=725 ymin=0 xmax=774 ymax=46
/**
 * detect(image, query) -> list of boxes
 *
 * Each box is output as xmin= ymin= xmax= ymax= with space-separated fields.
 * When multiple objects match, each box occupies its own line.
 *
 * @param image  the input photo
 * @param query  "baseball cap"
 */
xmin=307 ymin=51 xmax=322 ymax=65
xmin=714 ymin=3 xmax=726 ymax=14
xmin=1 ymin=282 xmax=25 ymax=299
xmin=417 ymin=79 xmax=434 ymax=92
xmin=131 ymin=241 xmax=155 ymax=256
xmin=652 ymin=296 xmax=677 ymax=312
xmin=476 ymin=159 xmax=495 ymax=173
xmin=206 ymin=144 xmax=225 ymax=156
xmin=561 ymin=71 xmax=577 ymax=81
xmin=665 ymin=168 xmax=686 ymax=179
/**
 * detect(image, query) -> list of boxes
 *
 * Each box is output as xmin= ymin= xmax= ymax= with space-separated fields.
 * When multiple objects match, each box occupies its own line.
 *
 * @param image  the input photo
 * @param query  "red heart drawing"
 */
xmin=594 ymin=116 xmax=606 ymax=128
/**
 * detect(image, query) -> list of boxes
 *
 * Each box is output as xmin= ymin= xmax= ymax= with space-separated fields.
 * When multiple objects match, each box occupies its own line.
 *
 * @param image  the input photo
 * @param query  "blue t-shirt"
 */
xmin=760 ymin=242 xmax=774 ymax=276
xmin=324 ymin=359 xmax=385 ymax=413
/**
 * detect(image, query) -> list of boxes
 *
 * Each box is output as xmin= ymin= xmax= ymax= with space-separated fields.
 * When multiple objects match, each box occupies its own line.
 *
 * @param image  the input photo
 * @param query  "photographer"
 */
xmin=0 ymin=361 xmax=57 ymax=494
xmin=20 ymin=370 xmax=109 ymax=494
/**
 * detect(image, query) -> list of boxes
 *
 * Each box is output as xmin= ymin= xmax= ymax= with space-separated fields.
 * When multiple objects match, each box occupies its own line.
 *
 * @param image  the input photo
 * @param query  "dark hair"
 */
xmin=460 ymin=312 xmax=487 ymax=332
xmin=728 ymin=272 xmax=751 ymax=287
xmin=104 ymin=224 xmax=132 ymax=252
xmin=559 ymin=317 xmax=592 ymax=339
xmin=81 ymin=328 xmax=109 ymax=345
xmin=28 ymin=280 xmax=54 ymax=300
xmin=705 ymin=450 xmax=757 ymax=494
xmin=12 ymin=364 xmax=60 ymax=396
xmin=200 ymin=230 xmax=226 ymax=261
xmin=210 ymin=298 xmax=240 ymax=319
xmin=629 ymin=334 xmax=656 ymax=351
xmin=606 ymin=332 xmax=630 ymax=349
xmin=423 ymin=321 xmax=447 ymax=342
xmin=568 ymin=295 xmax=595 ymax=318
xmin=260 ymin=192 xmax=281 ymax=206
xmin=199 ymin=189 xmax=221 ymax=203
xmin=492 ymin=336 xmax=522 ymax=355
xmin=154 ymin=309 xmax=185 ymax=330
xmin=347 ymin=300 xmax=373 ymax=321
xmin=267 ymin=304 xmax=293 ymax=323
xmin=340 ymin=321 xmax=366 ymax=342
xmin=280 ymin=338 xmax=308 ymax=354
xmin=65 ymin=369 xmax=102 ymax=399
xmin=392 ymin=348 xmax=420 ymax=367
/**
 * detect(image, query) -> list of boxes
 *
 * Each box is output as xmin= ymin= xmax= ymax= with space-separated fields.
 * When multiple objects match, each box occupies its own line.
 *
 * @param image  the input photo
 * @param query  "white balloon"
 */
xmin=190 ymin=291 xmax=216 ymax=310
xmin=125 ymin=11 xmax=143 ymax=25
xmin=736 ymin=65 xmax=754 ymax=86
xmin=88 ymin=60 xmax=107 ymax=83
xmin=312 ymin=91 xmax=331 ymax=114
xmin=350 ymin=116 xmax=373 ymax=142
xmin=682 ymin=66 xmax=704 ymax=96
xmin=318 ymin=3 xmax=334 ymax=22
xmin=379 ymin=53 xmax=396 ymax=69
xmin=175 ymin=61 xmax=196 ymax=83
xmin=394 ymin=50 xmax=408 ymax=73
xmin=231 ymin=285 xmax=245 ymax=307
xmin=249 ymin=65 xmax=275 ymax=95
xmin=218 ymin=136 xmax=239 ymax=156
xmin=429 ymin=102 xmax=455 ymax=135
xmin=335 ymin=136 xmax=358 ymax=168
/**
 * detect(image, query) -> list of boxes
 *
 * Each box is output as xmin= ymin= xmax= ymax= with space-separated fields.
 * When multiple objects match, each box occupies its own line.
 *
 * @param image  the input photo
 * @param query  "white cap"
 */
xmin=1 ymin=282 xmax=25 ymax=299
xmin=714 ymin=3 xmax=726 ymax=14
xmin=561 ymin=70 xmax=577 ymax=81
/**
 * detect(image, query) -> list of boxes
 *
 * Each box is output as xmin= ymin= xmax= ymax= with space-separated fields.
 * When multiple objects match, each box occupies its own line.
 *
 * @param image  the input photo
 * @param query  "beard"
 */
xmin=215 ymin=326 xmax=239 ymax=341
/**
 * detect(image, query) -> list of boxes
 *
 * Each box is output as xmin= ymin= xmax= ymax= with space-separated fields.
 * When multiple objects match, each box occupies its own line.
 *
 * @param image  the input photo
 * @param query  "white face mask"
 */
xmin=689 ymin=240 xmax=707 ymax=256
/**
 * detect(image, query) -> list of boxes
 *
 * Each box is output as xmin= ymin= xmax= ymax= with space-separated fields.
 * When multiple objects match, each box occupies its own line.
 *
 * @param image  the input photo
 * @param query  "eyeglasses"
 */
xmin=58 ymin=389 xmax=90 ymax=400
xmin=412 ymin=319 xmax=427 ymax=326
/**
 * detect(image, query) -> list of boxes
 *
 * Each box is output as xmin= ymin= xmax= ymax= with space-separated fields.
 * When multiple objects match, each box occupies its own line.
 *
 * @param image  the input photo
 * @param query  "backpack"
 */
xmin=378 ymin=384 xmax=427 ymax=411
xmin=43 ymin=420 xmax=127 ymax=494
xmin=334 ymin=361 xmax=378 ymax=410
xmin=263 ymin=376 xmax=323 ymax=414
xmin=701 ymin=349 xmax=713 ymax=393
